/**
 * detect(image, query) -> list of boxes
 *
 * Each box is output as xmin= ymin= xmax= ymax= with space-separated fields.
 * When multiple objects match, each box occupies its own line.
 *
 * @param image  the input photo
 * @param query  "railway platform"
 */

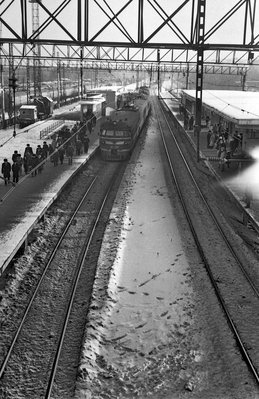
xmin=0 ymin=117 xmax=102 ymax=275
xmin=161 ymin=91 xmax=259 ymax=231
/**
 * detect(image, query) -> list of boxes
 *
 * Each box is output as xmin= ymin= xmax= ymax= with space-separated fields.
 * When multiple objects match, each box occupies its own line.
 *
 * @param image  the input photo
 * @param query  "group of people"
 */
xmin=179 ymin=104 xmax=195 ymax=131
xmin=1 ymin=128 xmax=90 ymax=186
xmin=1 ymin=142 xmax=52 ymax=186
xmin=206 ymin=124 xmax=243 ymax=171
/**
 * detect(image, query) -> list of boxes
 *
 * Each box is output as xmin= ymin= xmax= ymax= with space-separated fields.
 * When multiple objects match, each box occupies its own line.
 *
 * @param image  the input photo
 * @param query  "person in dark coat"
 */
xmin=12 ymin=161 xmax=20 ymax=183
xmin=82 ymin=135 xmax=90 ymax=153
xmin=30 ymin=154 xmax=39 ymax=176
xmin=23 ymin=144 xmax=33 ymax=174
xmin=12 ymin=150 xmax=19 ymax=163
xmin=75 ymin=139 xmax=83 ymax=155
xmin=1 ymin=158 xmax=11 ymax=185
xmin=36 ymin=145 xmax=42 ymax=157
xmin=24 ymin=144 xmax=33 ymax=157
xmin=36 ymin=154 xmax=43 ymax=174
xmin=16 ymin=154 xmax=23 ymax=175
xmin=42 ymin=141 xmax=49 ymax=158
xmin=51 ymin=150 xmax=59 ymax=166
xmin=66 ymin=143 xmax=74 ymax=165
xmin=58 ymin=146 xmax=65 ymax=165
xmin=48 ymin=144 xmax=54 ymax=157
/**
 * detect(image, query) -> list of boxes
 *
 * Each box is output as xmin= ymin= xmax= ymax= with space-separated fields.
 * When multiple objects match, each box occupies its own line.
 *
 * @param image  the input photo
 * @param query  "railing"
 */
xmin=40 ymin=120 xmax=64 ymax=139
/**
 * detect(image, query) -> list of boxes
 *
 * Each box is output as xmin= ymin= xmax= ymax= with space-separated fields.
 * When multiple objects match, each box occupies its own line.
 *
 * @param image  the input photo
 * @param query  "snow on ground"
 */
xmin=0 ymin=104 xmax=80 ymax=176
xmin=76 ymin=122 xmax=204 ymax=398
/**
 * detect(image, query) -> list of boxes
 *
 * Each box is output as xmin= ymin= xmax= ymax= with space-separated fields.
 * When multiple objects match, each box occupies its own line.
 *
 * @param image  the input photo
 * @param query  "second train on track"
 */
xmin=99 ymin=86 xmax=151 ymax=161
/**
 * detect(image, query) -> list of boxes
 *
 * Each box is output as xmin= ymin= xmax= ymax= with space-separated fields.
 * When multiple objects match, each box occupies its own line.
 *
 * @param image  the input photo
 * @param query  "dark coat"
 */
xmin=2 ymin=161 xmax=11 ymax=177
xmin=12 ymin=162 xmax=20 ymax=175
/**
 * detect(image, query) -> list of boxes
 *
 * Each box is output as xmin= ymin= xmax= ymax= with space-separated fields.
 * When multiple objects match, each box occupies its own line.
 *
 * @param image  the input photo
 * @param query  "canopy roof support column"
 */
xmin=195 ymin=0 xmax=206 ymax=162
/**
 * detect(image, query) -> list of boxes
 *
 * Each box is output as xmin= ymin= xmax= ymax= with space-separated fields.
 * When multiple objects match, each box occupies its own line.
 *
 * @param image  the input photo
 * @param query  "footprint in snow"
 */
xmin=135 ymin=322 xmax=147 ymax=329
xmin=160 ymin=310 xmax=169 ymax=317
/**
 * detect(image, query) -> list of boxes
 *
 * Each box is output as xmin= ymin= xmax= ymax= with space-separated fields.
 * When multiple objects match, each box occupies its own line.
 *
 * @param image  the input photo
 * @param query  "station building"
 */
xmin=181 ymin=90 xmax=259 ymax=154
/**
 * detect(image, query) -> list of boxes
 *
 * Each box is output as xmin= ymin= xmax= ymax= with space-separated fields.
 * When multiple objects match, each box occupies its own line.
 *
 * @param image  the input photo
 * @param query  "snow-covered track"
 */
xmin=155 ymin=95 xmax=259 ymax=386
xmin=0 ymin=155 xmax=127 ymax=398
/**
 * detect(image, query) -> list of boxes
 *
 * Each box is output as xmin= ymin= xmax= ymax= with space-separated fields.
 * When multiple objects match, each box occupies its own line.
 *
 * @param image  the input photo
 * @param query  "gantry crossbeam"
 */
xmin=0 ymin=0 xmax=258 ymax=66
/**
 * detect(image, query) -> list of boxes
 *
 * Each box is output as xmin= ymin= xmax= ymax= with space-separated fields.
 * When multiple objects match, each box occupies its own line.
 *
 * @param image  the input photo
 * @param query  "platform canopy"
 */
xmin=182 ymin=90 xmax=259 ymax=126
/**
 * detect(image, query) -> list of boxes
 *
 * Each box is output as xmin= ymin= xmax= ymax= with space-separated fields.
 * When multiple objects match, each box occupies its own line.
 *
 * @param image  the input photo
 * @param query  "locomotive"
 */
xmin=99 ymin=89 xmax=151 ymax=161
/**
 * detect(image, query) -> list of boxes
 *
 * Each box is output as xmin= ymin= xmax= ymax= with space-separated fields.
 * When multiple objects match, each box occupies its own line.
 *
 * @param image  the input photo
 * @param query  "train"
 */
xmin=99 ymin=87 xmax=151 ymax=161
xmin=18 ymin=96 xmax=54 ymax=128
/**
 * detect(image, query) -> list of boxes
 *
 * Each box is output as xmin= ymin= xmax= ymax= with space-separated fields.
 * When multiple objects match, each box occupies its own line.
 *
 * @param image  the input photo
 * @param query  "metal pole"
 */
xmin=1 ymin=64 xmax=5 ymax=128
xmin=80 ymin=47 xmax=83 ymax=98
xmin=157 ymin=50 xmax=160 ymax=94
xmin=13 ymin=84 xmax=16 ymax=137
xmin=195 ymin=0 xmax=206 ymax=162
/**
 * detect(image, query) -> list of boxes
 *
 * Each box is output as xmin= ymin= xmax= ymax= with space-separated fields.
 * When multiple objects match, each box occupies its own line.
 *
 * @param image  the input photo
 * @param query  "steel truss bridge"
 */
xmin=1 ymin=0 xmax=259 ymax=156
xmin=0 ymin=0 xmax=259 ymax=67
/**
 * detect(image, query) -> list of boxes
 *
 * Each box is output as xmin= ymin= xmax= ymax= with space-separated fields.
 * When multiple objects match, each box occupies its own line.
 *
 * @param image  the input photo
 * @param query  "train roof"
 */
xmin=182 ymin=89 xmax=259 ymax=125
xmin=101 ymin=97 xmax=148 ymax=130
xmin=87 ymin=85 xmax=124 ymax=93
xmin=20 ymin=105 xmax=37 ymax=109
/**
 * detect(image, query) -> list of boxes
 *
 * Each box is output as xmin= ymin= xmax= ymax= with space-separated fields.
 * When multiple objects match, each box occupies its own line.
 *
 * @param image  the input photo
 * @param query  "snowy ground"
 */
xmin=75 ymin=115 xmax=256 ymax=398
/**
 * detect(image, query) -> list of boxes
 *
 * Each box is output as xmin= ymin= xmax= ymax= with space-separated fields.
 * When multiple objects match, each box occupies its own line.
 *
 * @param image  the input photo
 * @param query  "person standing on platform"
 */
xmin=52 ymin=150 xmax=59 ymax=167
xmin=24 ymin=144 xmax=33 ymax=157
xmin=48 ymin=143 xmax=54 ymax=158
xmin=16 ymin=154 xmax=23 ymax=175
xmin=42 ymin=141 xmax=49 ymax=159
xmin=36 ymin=145 xmax=43 ymax=157
xmin=30 ymin=154 xmax=39 ymax=176
xmin=12 ymin=150 xmax=19 ymax=163
xmin=82 ymin=135 xmax=90 ymax=153
xmin=1 ymin=158 xmax=11 ymax=185
xmin=23 ymin=144 xmax=33 ymax=174
xmin=75 ymin=139 xmax=83 ymax=155
xmin=58 ymin=146 xmax=65 ymax=165
xmin=12 ymin=160 xmax=20 ymax=184
xmin=66 ymin=143 xmax=74 ymax=165
xmin=37 ymin=153 xmax=44 ymax=174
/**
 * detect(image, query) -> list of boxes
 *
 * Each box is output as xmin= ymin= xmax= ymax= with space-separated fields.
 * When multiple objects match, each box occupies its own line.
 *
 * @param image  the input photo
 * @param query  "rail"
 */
xmin=40 ymin=120 xmax=64 ymax=139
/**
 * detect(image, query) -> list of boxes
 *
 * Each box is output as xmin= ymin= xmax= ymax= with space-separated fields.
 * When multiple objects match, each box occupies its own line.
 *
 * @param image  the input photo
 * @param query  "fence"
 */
xmin=40 ymin=120 xmax=64 ymax=139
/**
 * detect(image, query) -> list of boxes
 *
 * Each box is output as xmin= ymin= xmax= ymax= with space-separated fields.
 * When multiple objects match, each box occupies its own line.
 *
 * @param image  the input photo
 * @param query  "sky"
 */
xmin=0 ymin=0 xmax=258 ymax=66
xmin=0 ymin=0 xmax=255 ymax=45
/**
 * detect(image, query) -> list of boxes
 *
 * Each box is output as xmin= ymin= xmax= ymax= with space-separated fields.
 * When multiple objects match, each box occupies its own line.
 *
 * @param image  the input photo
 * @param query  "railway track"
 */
xmin=154 ymin=96 xmax=259 ymax=385
xmin=0 ymin=154 xmax=127 ymax=398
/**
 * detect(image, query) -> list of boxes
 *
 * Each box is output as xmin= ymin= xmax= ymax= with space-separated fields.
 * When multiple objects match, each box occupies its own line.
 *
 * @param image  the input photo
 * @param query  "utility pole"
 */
xmin=241 ymin=70 xmax=247 ymax=91
xmin=195 ymin=0 xmax=206 ymax=162
xmin=9 ymin=72 xmax=18 ymax=137
xmin=0 ymin=60 xmax=5 ymax=128
xmin=0 ymin=21 xmax=5 ymax=128
xmin=29 ymin=0 xmax=42 ymax=97
xmin=157 ymin=50 xmax=160 ymax=94
xmin=57 ymin=58 xmax=61 ymax=108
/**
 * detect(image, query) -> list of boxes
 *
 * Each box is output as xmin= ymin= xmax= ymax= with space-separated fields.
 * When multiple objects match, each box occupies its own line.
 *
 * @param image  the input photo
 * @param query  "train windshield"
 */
xmin=101 ymin=130 xmax=130 ymax=137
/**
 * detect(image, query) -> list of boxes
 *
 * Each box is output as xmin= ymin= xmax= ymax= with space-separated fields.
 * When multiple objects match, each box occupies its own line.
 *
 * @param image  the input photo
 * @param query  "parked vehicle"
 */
xmin=18 ymin=96 xmax=54 ymax=128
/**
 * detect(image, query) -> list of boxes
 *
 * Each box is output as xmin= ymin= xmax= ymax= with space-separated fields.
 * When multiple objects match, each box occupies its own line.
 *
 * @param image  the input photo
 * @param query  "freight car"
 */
xmin=99 ymin=92 xmax=151 ymax=160
xmin=18 ymin=96 xmax=54 ymax=128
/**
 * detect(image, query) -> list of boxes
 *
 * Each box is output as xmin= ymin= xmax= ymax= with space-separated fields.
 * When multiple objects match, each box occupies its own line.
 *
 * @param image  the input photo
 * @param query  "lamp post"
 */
xmin=9 ymin=72 xmax=18 ymax=137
